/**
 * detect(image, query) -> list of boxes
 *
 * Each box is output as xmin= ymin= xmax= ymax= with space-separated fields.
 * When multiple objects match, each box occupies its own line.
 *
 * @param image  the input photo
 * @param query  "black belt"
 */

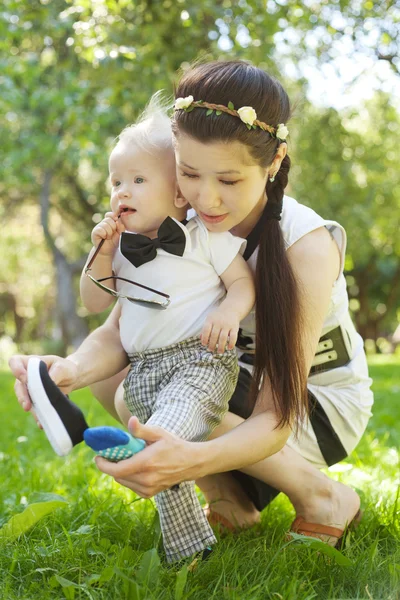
xmin=238 ymin=326 xmax=351 ymax=376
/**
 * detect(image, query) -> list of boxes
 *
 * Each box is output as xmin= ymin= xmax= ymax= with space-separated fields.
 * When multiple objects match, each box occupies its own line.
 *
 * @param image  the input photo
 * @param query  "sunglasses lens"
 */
xmin=127 ymin=297 xmax=169 ymax=310
xmin=91 ymin=279 xmax=119 ymax=297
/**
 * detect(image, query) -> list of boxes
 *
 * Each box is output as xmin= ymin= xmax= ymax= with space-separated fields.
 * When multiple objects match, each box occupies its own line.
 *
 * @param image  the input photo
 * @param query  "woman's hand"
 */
xmin=9 ymin=355 xmax=79 ymax=425
xmin=94 ymin=417 xmax=205 ymax=497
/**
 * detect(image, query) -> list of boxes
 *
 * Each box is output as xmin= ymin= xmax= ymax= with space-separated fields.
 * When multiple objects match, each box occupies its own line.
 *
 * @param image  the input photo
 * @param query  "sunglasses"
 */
xmin=85 ymin=237 xmax=171 ymax=310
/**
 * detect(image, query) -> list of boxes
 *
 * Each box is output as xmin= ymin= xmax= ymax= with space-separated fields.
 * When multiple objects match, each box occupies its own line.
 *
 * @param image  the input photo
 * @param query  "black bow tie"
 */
xmin=120 ymin=216 xmax=186 ymax=268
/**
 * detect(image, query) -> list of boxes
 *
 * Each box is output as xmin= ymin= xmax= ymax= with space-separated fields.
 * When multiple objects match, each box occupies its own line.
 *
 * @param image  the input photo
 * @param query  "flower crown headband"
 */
xmin=174 ymin=95 xmax=289 ymax=141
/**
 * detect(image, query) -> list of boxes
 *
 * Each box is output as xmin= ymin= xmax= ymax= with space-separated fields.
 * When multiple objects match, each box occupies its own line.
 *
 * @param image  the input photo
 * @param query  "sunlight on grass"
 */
xmin=0 ymin=355 xmax=399 ymax=599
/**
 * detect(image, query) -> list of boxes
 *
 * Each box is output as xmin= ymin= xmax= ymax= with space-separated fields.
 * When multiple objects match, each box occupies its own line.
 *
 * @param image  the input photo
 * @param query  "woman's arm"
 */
xmin=96 ymin=226 xmax=340 ymax=496
xmin=10 ymin=304 xmax=127 ymax=413
xmin=67 ymin=303 xmax=128 ymax=389
xmin=109 ymin=410 xmax=287 ymax=496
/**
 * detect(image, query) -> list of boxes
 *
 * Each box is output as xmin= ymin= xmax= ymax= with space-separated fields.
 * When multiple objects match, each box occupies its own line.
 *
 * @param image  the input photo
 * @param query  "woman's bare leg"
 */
xmin=197 ymin=472 xmax=261 ymax=528
xmin=89 ymin=367 xmax=129 ymax=422
xmin=114 ymin=380 xmax=133 ymax=427
xmin=197 ymin=412 xmax=360 ymax=541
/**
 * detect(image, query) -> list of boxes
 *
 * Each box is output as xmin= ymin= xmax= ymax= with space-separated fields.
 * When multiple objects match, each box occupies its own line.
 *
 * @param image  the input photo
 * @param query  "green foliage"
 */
xmin=174 ymin=565 xmax=188 ymax=600
xmin=1 ymin=0 xmax=399 ymax=348
xmin=290 ymin=92 xmax=400 ymax=339
xmin=0 ymin=356 xmax=399 ymax=598
xmin=279 ymin=0 xmax=400 ymax=76
xmin=0 ymin=499 xmax=68 ymax=541
xmin=287 ymin=532 xmax=353 ymax=566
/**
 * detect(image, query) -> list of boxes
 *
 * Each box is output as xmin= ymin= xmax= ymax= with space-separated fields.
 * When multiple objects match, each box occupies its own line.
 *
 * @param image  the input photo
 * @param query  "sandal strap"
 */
xmin=291 ymin=516 xmax=344 ymax=539
xmin=204 ymin=505 xmax=236 ymax=532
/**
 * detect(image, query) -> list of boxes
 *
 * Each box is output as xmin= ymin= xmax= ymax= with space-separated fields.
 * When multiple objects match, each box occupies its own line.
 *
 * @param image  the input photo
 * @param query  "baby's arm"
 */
xmin=201 ymin=253 xmax=255 ymax=352
xmin=80 ymin=212 xmax=125 ymax=314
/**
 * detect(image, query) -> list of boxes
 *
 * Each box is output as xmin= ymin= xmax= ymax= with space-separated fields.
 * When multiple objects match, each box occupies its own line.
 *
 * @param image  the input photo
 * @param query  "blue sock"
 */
xmin=84 ymin=426 xmax=146 ymax=461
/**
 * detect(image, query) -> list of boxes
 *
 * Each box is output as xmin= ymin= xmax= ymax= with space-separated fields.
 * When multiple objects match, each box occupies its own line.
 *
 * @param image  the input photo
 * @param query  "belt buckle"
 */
xmin=310 ymin=326 xmax=351 ymax=375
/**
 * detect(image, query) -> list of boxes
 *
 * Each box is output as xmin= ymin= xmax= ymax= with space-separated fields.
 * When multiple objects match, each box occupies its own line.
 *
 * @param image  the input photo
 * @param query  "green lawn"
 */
xmin=0 ymin=355 xmax=399 ymax=599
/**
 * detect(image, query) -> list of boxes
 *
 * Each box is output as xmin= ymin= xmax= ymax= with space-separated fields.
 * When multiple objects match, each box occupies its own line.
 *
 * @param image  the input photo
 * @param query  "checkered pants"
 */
xmin=124 ymin=336 xmax=239 ymax=562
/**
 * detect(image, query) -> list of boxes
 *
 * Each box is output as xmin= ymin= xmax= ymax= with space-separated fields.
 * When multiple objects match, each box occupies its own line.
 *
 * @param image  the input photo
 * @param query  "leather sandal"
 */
xmin=204 ymin=504 xmax=237 ymax=533
xmin=204 ymin=504 xmax=261 ymax=535
xmin=289 ymin=508 xmax=363 ymax=548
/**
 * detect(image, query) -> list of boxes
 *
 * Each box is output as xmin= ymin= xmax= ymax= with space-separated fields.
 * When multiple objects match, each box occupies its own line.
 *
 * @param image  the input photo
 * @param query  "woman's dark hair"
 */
xmin=172 ymin=60 xmax=307 ymax=429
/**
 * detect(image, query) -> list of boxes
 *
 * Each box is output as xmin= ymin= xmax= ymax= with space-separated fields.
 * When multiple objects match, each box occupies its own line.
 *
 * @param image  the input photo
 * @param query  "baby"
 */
xmin=80 ymin=98 xmax=255 ymax=563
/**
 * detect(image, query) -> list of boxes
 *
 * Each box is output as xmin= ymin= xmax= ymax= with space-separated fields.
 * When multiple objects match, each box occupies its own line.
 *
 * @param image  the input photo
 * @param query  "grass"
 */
xmin=0 ymin=355 xmax=399 ymax=599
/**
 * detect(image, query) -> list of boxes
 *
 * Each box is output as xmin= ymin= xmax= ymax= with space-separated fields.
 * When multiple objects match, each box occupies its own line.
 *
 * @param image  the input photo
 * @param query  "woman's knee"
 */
xmin=114 ymin=381 xmax=132 ymax=427
xmin=89 ymin=368 xmax=129 ymax=422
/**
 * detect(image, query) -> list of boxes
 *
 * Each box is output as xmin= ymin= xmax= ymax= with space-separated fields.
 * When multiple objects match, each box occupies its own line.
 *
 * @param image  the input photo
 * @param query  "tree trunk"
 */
xmin=0 ymin=292 xmax=24 ymax=342
xmin=40 ymin=170 xmax=89 ymax=350
xmin=352 ymin=259 xmax=400 ymax=343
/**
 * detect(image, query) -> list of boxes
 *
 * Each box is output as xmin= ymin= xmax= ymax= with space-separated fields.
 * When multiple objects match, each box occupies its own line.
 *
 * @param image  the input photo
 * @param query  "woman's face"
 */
xmin=174 ymin=134 xmax=270 ymax=234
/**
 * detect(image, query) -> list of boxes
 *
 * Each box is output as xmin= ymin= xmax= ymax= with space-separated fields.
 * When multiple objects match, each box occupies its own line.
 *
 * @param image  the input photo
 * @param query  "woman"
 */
xmin=11 ymin=60 xmax=373 ymax=545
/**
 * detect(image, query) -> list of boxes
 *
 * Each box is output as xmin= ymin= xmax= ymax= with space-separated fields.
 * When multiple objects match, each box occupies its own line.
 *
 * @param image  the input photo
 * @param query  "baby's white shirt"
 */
xmin=113 ymin=216 xmax=246 ymax=353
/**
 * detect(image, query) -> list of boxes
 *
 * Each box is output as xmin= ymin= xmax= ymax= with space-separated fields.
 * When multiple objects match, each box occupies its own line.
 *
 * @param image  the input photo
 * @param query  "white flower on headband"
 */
xmin=175 ymin=96 xmax=194 ymax=110
xmin=237 ymin=106 xmax=257 ymax=126
xmin=276 ymin=123 xmax=289 ymax=140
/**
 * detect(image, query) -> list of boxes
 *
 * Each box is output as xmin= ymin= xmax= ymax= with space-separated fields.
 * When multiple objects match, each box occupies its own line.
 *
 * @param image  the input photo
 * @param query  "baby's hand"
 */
xmin=201 ymin=307 xmax=239 ymax=353
xmin=91 ymin=212 xmax=125 ymax=256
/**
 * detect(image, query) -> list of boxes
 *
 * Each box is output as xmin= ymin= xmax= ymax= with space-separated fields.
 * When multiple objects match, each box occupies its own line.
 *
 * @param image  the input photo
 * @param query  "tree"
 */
xmin=290 ymin=92 xmax=400 ymax=342
xmin=1 ymin=0 xmax=229 ymax=349
xmin=1 ymin=0 xmax=399 ymax=350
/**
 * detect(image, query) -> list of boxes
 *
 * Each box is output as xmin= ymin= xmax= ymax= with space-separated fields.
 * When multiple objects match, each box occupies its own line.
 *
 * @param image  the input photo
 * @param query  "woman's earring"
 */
xmin=269 ymin=174 xmax=276 ymax=183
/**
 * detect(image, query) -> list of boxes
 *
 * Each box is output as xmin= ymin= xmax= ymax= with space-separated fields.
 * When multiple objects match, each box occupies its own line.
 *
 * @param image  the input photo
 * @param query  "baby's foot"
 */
xmin=26 ymin=357 xmax=89 ymax=456
xmin=84 ymin=426 xmax=145 ymax=461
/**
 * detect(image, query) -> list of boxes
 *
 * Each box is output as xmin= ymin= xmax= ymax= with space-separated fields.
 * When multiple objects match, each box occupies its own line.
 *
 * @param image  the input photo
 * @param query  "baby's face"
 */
xmin=109 ymin=143 xmax=178 ymax=237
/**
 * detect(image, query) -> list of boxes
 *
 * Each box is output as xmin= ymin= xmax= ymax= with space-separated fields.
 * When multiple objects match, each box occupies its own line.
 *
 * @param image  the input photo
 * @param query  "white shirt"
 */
xmin=239 ymin=195 xmax=373 ymax=407
xmin=113 ymin=216 xmax=246 ymax=353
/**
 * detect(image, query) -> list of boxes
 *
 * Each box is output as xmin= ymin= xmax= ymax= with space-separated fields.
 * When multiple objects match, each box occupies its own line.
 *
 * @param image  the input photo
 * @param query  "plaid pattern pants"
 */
xmin=124 ymin=336 xmax=239 ymax=562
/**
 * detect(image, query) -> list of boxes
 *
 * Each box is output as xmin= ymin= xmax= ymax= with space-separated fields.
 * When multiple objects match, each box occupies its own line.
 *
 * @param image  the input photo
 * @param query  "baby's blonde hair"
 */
xmin=116 ymin=91 xmax=173 ymax=155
